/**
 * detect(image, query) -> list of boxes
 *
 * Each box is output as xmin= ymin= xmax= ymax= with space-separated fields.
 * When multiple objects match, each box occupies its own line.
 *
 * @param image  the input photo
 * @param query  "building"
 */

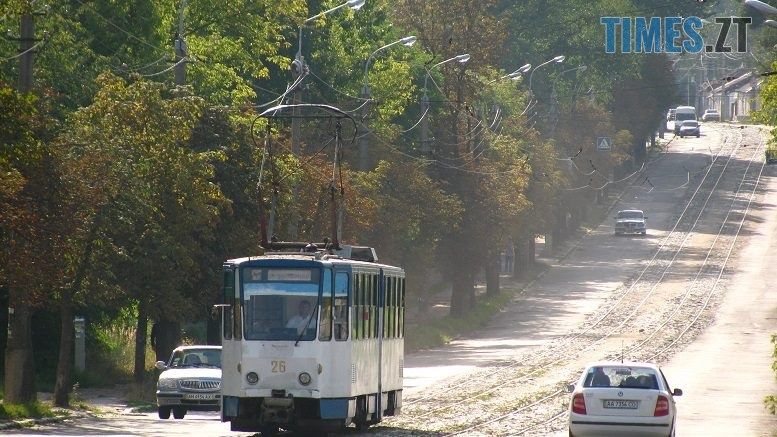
xmin=705 ymin=71 xmax=763 ymax=122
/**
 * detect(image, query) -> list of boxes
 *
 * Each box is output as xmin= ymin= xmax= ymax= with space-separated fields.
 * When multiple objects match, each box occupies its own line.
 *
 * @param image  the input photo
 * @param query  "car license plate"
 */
xmin=603 ymin=400 xmax=639 ymax=409
xmin=183 ymin=393 xmax=216 ymax=400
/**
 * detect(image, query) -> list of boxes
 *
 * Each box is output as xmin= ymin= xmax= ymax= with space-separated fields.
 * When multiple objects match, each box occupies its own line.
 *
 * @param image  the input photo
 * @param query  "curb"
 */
xmin=0 ymin=414 xmax=70 ymax=430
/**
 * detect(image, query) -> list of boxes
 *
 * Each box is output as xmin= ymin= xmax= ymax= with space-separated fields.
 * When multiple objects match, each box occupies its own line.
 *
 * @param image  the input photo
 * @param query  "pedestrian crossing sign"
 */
xmin=597 ymin=136 xmax=612 ymax=151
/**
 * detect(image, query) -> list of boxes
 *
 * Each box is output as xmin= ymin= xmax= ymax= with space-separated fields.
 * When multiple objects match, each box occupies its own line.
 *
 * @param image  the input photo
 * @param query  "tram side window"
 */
xmin=362 ymin=274 xmax=369 ymax=340
xmin=354 ymin=274 xmax=362 ymax=340
xmin=400 ymin=277 xmax=405 ymax=338
xmin=366 ymin=275 xmax=378 ymax=338
xmin=392 ymin=277 xmax=398 ymax=338
xmin=319 ymin=269 xmax=333 ymax=341
xmin=223 ymin=270 xmax=234 ymax=339
xmin=386 ymin=276 xmax=394 ymax=338
xmin=234 ymin=296 xmax=242 ymax=341
xmin=381 ymin=276 xmax=391 ymax=338
xmin=334 ymin=272 xmax=349 ymax=341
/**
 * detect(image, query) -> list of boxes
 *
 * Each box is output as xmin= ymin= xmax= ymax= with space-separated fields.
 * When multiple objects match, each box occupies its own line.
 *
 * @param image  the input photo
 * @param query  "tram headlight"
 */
xmin=298 ymin=372 xmax=312 ymax=386
xmin=246 ymin=372 xmax=259 ymax=385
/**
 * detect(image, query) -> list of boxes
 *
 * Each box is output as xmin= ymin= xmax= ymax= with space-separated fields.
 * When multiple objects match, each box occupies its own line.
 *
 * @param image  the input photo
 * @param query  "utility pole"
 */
xmin=420 ymin=94 xmax=430 ymax=155
xmin=5 ymin=10 xmax=39 ymax=405
xmin=174 ymin=0 xmax=188 ymax=85
xmin=18 ymin=13 xmax=34 ymax=93
xmin=358 ymin=84 xmax=371 ymax=170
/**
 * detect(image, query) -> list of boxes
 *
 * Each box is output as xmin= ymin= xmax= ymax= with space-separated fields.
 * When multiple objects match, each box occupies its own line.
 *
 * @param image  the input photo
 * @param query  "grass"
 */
xmin=126 ymin=399 xmax=157 ymax=413
xmin=405 ymin=288 xmax=515 ymax=352
xmin=0 ymin=401 xmax=57 ymax=421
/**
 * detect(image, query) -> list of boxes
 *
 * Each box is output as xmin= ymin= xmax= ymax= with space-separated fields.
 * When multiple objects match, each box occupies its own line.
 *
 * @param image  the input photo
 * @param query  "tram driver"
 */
xmin=286 ymin=300 xmax=313 ymax=334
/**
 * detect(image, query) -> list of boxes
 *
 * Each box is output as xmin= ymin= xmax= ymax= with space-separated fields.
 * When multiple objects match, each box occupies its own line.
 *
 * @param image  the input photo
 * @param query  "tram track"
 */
xmin=443 ymin=126 xmax=768 ymax=436
xmin=382 ymin=125 xmax=767 ymax=436
xmin=398 ymin=128 xmax=742 ymax=413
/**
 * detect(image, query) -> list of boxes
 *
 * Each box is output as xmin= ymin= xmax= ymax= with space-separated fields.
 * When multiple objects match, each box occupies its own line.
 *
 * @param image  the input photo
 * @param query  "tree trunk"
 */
xmin=450 ymin=267 xmax=473 ymax=318
xmin=485 ymin=252 xmax=500 ymax=297
xmin=53 ymin=292 xmax=74 ymax=407
xmin=206 ymin=308 xmax=220 ymax=345
xmin=152 ymin=318 xmax=181 ymax=362
xmin=527 ymin=236 xmax=536 ymax=267
xmin=134 ymin=302 xmax=148 ymax=383
xmin=4 ymin=297 xmax=36 ymax=404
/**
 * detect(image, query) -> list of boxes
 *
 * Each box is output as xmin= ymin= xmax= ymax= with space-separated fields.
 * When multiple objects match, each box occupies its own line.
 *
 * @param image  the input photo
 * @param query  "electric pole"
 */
xmin=358 ymin=84 xmax=371 ymax=170
xmin=174 ymin=0 xmax=188 ymax=85
xmin=5 ymin=10 xmax=39 ymax=405
xmin=18 ymin=13 xmax=34 ymax=93
xmin=420 ymin=94 xmax=430 ymax=155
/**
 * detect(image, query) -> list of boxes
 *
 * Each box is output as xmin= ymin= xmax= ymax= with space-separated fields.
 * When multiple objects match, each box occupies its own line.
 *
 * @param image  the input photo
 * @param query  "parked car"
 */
xmin=701 ymin=109 xmax=720 ymax=121
xmin=614 ymin=209 xmax=647 ymax=236
xmin=679 ymin=120 xmax=700 ymax=138
xmin=155 ymin=345 xmax=222 ymax=419
xmin=567 ymin=361 xmax=682 ymax=437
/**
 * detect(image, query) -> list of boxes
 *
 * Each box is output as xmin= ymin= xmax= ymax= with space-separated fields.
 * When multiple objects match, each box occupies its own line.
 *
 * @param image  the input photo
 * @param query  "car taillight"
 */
xmin=654 ymin=395 xmax=669 ymax=416
xmin=572 ymin=393 xmax=587 ymax=415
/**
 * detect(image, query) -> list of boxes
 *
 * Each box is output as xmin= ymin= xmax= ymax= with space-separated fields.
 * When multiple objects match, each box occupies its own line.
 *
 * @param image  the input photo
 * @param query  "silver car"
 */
xmin=614 ymin=209 xmax=647 ymax=236
xmin=155 ymin=345 xmax=222 ymax=419
xmin=679 ymin=120 xmax=700 ymax=138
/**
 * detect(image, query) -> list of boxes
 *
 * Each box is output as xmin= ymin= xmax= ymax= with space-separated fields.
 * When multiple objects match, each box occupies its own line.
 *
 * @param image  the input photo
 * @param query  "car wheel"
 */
xmin=172 ymin=407 xmax=186 ymax=419
xmin=642 ymin=231 xmax=646 ymax=236
xmin=158 ymin=406 xmax=171 ymax=419
xmin=697 ymin=134 xmax=700 ymax=138
xmin=259 ymin=426 xmax=279 ymax=436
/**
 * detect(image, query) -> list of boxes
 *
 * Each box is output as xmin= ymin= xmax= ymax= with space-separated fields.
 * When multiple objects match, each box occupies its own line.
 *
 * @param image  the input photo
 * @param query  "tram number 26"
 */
xmin=271 ymin=360 xmax=286 ymax=373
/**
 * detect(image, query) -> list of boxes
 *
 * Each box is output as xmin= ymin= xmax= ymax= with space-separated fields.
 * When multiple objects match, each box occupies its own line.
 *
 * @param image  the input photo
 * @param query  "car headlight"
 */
xmin=246 ymin=372 xmax=259 ymax=385
xmin=157 ymin=378 xmax=177 ymax=389
xmin=298 ymin=372 xmax=312 ymax=386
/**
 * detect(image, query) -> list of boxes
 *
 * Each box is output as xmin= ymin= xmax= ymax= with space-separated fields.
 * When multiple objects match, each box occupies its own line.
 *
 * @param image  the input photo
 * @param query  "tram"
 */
xmin=219 ymin=243 xmax=406 ymax=433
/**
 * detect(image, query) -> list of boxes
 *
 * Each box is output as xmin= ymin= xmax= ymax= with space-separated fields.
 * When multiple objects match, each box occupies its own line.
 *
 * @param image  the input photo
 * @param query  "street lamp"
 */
xmin=358 ymin=35 xmax=417 ymax=170
xmin=489 ymin=63 xmax=531 ymax=84
xmin=363 ymin=36 xmax=417 ymax=85
xmin=420 ymin=53 xmax=470 ymax=153
xmin=528 ymin=55 xmax=565 ymax=94
xmin=745 ymin=0 xmax=777 ymax=15
xmin=295 ymin=0 xmax=367 ymax=65
xmin=423 ymin=53 xmax=471 ymax=95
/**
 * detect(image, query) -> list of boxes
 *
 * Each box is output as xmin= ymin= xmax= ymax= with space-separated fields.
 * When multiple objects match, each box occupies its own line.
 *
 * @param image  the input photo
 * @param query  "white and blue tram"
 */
xmin=220 ymin=245 xmax=406 ymax=433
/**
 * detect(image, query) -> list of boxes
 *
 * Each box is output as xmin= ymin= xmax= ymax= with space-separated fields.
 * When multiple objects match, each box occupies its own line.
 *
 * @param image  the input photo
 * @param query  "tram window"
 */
xmin=319 ymin=269 xmax=333 ymax=341
xmin=363 ymin=274 xmax=369 ymax=340
xmin=369 ymin=274 xmax=375 ymax=339
xmin=373 ymin=275 xmax=379 ymax=338
xmin=393 ymin=277 xmax=398 ymax=338
xmin=367 ymin=274 xmax=373 ymax=339
xmin=334 ymin=272 xmax=349 ymax=341
xmin=355 ymin=274 xmax=362 ymax=340
xmin=400 ymin=277 xmax=405 ymax=338
xmin=384 ymin=277 xmax=390 ymax=338
xmin=234 ymin=298 xmax=242 ymax=340
xmin=223 ymin=270 xmax=234 ymax=339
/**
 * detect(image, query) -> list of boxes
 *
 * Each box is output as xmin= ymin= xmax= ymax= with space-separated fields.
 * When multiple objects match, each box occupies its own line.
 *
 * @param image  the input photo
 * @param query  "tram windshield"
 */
xmin=242 ymin=267 xmax=320 ymax=341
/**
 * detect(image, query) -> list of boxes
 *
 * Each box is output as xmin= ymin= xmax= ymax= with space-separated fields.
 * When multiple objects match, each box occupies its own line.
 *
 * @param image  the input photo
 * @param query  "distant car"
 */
xmin=673 ymin=106 xmax=697 ymax=134
xmin=614 ymin=209 xmax=647 ymax=236
xmin=679 ymin=120 xmax=700 ymax=138
xmin=666 ymin=108 xmax=676 ymax=121
xmin=567 ymin=361 xmax=682 ymax=437
xmin=155 ymin=345 xmax=222 ymax=419
xmin=701 ymin=109 xmax=720 ymax=121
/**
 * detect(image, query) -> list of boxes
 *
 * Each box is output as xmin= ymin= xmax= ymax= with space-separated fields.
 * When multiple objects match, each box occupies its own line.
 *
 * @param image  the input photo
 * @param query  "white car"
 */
xmin=701 ymin=109 xmax=720 ymax=122
xmin=155 ymin=345 xmax=222 ymax=419
xmin=614 ymin=209 xmax=647 ymax=236
xmin=567 ymin=361 xmax=682 ymax=437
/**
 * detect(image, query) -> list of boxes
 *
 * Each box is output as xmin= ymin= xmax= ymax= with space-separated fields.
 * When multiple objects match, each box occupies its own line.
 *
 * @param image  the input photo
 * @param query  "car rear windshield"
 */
xmin=583 ymin=366 xmax=659 ymax=389
xmin=617 ymin=211 xmax=643 ymax=219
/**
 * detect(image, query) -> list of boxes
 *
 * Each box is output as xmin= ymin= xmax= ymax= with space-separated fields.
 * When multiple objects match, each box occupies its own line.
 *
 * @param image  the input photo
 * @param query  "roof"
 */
xmin=583 ymin=361 xmax=660 ymax=369
xmin=173 ymin=345 xmax=221 ymax=351
xmin=617 ymin=209 xmax=644 ymax=213
xmin=711 ymin=71 xmax=762 ymax=94
xmin=226 ymin=253 xmax=403 ymax=272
